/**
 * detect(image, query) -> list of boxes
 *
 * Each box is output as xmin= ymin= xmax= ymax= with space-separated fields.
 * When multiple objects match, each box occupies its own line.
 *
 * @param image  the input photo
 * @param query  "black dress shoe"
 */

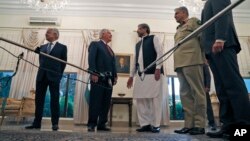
xmin=174 ymin=127 xmax=192 ymax=134
xmin=136 ymin=125 xmax=151 ymax=132
xmin=151 ymin=126 xmax=160 ymax=133
xmin=97 ymin=126 xmax=111 ymax=131
xmin=52 ymin=125 xmax=59 ymax=131
xmin=207 ymin=130 xmax=227 ymax=138
xmin=209 ymin=125 xmax=217 ymax=131
xmin=222 ymin=133 xmax=230 ymax=140
xmin=25 ymin=125 xmax=41 ymax=129
xmin=88 ymin=126 xmax=95 ymax=132
xmin=189 ymin=127 xmax=205 ymax=135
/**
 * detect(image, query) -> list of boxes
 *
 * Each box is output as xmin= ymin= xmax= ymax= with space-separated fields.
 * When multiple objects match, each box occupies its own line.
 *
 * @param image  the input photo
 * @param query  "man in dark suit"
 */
xmin=203 ymin=61 xmax=216 ymax=131
xmin=26 ymin=28 xmax=67 ymax=131
xmin=201 ymin=0 xmax=250 ymax=138
xmin=87 ymin=29 xmax=117 ymax=132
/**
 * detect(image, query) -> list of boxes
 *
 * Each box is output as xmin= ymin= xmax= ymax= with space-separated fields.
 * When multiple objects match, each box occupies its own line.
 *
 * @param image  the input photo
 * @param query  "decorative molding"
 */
xmin=0 ymin=1 xmax=250 ymax=23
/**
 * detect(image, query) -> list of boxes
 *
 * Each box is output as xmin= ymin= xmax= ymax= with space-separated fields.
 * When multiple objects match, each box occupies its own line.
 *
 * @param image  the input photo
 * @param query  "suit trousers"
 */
xmin=206 ymin=92 xmax=215 ymax=126
xmin=206 ymin=48 xmax=250 ymax=129
xmin=87 ymin=82 xmax=112 ymax=128
xmin=34 ymin=74 xmax=60 ymax=126
xmin=136 ymin=93 xmax=162 ymax=127
xmin=176 ymin=65 xmax=206 ymax=128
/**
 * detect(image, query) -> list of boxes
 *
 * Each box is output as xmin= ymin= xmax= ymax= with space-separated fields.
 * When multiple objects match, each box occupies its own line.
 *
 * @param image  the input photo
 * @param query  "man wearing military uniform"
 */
xmin=173 ymin=7 xmax=206 ymax=135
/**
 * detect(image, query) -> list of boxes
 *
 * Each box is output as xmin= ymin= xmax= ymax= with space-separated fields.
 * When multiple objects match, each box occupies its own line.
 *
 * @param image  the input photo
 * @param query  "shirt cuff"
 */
xmin=156 ymin=66 xmax=161 ymax=69
xmin=216 ymin=39 xmax=225 ymax=43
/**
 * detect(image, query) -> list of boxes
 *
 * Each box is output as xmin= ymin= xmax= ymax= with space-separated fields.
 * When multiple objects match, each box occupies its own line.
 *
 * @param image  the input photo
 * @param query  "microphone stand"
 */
xmin=139 ymin=0 xmax=245 ymax=75
xmin=0 ymin=37 xmax=104 ymax=78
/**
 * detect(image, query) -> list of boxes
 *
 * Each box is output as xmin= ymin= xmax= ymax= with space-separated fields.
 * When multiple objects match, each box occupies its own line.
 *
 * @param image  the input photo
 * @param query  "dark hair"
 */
xmin=174 ymin=6 xmax=189 ymax=16
xmin=138 ymin=23 xmax=150 ymax=34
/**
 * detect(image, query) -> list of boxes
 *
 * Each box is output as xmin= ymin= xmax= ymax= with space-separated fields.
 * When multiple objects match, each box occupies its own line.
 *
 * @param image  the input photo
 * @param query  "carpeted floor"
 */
xmin=0 ymin=130 xmax=224 ymax=141
xmin=0 ymin=130 xmax=185 ymax=141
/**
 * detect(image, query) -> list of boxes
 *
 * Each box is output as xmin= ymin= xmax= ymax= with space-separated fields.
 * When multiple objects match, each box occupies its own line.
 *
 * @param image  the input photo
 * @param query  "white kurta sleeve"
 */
xmin=153 ymin=36 xmax=163 ymax=69
xmin=130 ymin=47 xmax=137 ymax=77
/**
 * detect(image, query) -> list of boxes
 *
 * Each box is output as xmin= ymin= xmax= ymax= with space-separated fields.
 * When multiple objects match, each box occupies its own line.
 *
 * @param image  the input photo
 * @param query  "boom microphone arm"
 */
xmin=0 ymin=37 xmax=102 ymax=77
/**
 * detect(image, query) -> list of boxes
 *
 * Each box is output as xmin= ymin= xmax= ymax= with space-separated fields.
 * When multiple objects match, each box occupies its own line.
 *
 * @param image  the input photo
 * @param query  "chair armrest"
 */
xmin=22 ymin=97 xmax=35 ymax=100
xmin=20 ymin=97 xmax=35 ymax=114
xmin=7 ymin=98 xmax=22 ymax=105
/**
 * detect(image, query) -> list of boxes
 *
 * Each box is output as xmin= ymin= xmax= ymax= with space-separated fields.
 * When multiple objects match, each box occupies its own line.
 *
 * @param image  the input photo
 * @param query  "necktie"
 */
xmin=106 ymin=44 xmax=113 ymax=56
xmin=47 ymin=43 xmax=52 ymax=54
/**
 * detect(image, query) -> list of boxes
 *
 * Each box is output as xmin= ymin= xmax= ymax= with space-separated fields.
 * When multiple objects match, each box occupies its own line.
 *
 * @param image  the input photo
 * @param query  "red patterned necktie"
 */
xmin=106 ymin=44 xmax=114 ymax=56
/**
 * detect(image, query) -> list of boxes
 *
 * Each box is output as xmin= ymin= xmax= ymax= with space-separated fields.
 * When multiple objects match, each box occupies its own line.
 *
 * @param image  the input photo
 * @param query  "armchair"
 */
xmin=0 ymin=89 xmax=35 ymax=125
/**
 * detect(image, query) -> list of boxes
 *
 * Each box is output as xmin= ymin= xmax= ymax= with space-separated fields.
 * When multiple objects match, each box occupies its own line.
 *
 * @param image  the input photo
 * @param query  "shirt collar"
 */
xmin=101 ymin=39 xmax=107 ymax=45
xmin=48 ymin=40 xmax=58 ymax=45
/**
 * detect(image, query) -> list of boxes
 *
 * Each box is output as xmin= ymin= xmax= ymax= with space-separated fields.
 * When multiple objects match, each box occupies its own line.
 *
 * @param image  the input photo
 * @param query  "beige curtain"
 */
xmin=237 ymin=37 xmax=250 ymax=77
xmin=0 ymin=29 xmax=45 ymax=99
xmin=163 ymin=34 xmax=176 ymax=76
xmin=9 ymin=29 xmax=45 ymax=99
xmin=73 ymin=29 xmax=101 ymax=124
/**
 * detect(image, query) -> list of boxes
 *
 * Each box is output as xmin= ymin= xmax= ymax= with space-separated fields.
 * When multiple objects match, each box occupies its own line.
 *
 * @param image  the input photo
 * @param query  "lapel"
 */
xmin=99 ymin=40 xmax=114 ymax=57
xmin=49 ymin=42 xmax=58 ymax=54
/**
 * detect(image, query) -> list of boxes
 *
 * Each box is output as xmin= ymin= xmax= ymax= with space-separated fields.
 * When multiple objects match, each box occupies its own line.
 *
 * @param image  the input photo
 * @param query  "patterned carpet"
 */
xmin=0 ymin=130 xmax=224 ymax=141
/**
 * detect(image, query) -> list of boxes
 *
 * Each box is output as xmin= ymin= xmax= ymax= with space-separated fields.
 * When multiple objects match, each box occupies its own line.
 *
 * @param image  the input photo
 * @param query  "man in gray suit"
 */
xmin=173 ymin=7 xmax=206 ymax=135
xmin=202 ymin=0 xmax=250 ymax=138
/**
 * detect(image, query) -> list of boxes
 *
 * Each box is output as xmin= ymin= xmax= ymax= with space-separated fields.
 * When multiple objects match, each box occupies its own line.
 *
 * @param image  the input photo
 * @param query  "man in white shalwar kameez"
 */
xmin=127 ymin=23 xmax=165 ymax=133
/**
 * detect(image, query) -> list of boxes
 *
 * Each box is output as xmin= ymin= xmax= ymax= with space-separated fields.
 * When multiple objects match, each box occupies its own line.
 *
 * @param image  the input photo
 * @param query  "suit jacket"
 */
xmin=36 ymin=42 xmax=67 ymax=83
xmin=201 ymin=0 xmax=241 ymax=54
xmin=88 ymin=40 xmax=117 ymax=82
xmin=174 ymin=17 xmax=205 ymax=70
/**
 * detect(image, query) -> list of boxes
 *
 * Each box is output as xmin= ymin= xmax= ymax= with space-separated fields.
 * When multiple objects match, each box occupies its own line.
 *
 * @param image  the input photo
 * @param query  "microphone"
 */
xmin=107 ymin=78 xmax=112 ymax=88
xmin=92 ymin=70 xmax=105 ymax=78
xmin=104 ymin=72 xmax=113 ymax=88
xmin=19 ymin=52 xmax=24 ymax=58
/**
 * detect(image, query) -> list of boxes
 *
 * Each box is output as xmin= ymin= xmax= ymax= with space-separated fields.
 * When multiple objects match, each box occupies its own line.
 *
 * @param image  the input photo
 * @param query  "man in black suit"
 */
xmin=26 ymin=28 xmax=67 ymax=131
xmin=201 ymin=0 xmax=250 ymax=138
xmin=87 ymin=29 xmax=117 ymax=132
xmin=203 ymin=61 xmax=216 ymax=131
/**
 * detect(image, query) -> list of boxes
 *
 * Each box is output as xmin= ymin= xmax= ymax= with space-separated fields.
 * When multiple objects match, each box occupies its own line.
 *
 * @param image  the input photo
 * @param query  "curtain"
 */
xmin=163 ymin=34 xmax=176 ymax=76
xmin=238 ymin=37 xmax=250 ymax=77
xmin=0 ymin=29 xmax=45 ymax=99
xmin=73 ymin=29 xmax=101 ymax=124
xmin=9 ymin=29 xmax=45 ymax=99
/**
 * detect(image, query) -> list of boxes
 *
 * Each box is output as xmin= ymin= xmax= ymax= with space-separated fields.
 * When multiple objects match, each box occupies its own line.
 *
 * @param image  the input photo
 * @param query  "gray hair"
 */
xmin=174 ymin=6 xmax=189 ymax=16
xmin=48 ymin=28 xmax=59 ymax=38
xmin=99 ymin=29 xmax=110 ymax=39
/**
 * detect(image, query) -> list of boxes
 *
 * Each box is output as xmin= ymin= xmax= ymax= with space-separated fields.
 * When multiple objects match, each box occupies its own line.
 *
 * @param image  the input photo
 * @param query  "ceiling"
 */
xmin=0 ymin=0 xmax=249 ymax=22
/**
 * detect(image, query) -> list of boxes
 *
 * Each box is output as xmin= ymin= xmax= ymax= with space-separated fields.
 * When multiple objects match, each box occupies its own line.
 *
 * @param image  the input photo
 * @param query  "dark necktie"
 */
xmin=47 ymin=43 xmax=52 ymax=54
xmin=106 ymin=44 xmax=113 ymax=56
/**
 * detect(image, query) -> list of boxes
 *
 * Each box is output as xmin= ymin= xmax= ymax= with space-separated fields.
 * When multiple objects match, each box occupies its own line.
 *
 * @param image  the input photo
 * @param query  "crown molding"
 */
xmin=0 ymin=1 xmax=250 ymax=23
